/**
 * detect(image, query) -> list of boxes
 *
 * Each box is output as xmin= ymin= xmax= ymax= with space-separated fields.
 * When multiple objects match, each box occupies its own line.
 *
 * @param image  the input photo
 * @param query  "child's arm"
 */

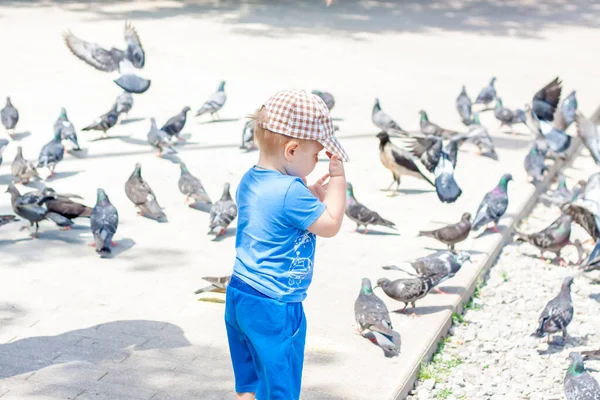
xmin=307 ymin=154 xmax=346 ymax=238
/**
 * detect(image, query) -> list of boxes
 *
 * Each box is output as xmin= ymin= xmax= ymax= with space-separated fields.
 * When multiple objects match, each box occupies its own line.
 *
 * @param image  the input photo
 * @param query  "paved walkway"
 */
xmin=0 ymin=1 xmax=599 ymax=399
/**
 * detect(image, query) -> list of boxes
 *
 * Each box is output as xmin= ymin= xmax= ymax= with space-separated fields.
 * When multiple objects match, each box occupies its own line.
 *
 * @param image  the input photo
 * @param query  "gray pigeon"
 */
xmin=345 ymin=182 xmax=395 ymax=233
xmin=524 ymin=140 xmax=548 ymax=184
xmin=575 ymin=111 xmax=600 ymax=165
xmin=113 ymin=68 xmax=151 ymax=94
xmin=194 ymin=276 xmax=231 ymax=294
xmin=1 ymin=97 xmax=19 ymax=137
xmin=54 ymin=108 xmax=80 ymax=151
xmin=562 ymin=189 xmax=600 ymax=243
xmin=37 ymin=132 xmax=65 ymax=178
xmin=64 ymin=21 xmax=145 ymax=72
xmin=372 ymin=99 xmax=404 ymax=134
xmin=419 ymin=110 xmax=457 ymax=138
xmin=312 ymin=90 xmax=335 ymax=111
xmin=148 ymin=118 xmax=176 ymax=156
xmin=434 ymin=151 xmax=462 ymax=203
xmin=91 ymin=189 xmax=119 ymax=257
xmin=532 ymin=77 xmax=562 ymax=122
xmin=82 ymin=104 xmax=119 ymax=138
xmin=532 ymin=276 xmax=574 ymax=344
xmin=125 ymin=163 xmax=167 ymax=222
xmin=355 ymin=278 xmax=400 ymax=356
xmin=209 ymin=182 xmax=237 ymax=236
xmin=564 ymin=352 xmax=600 ymax=400
xmin=475 ymin=77 xmax=497 ymax=106
xmin=376 ymin=274 xmax=439 ymax=316
xmin=540 ymin=175 xmax=579 ymax=207
xmin=465 ymin=114 xmax=498 ymax=160
xmin=0 ymin=138 xmax=9 ymax=167
xmin=529 ymin=108 xmax=572 ymax=156
xmin=554 ymin=91 xmax=577 ymax=131
xmin=419 ymin=212 xmax=472 ymax=250
xmin=240 ymin=119 xmax=256 ymax=151
xmin=494 ymin=98 xmax=526 ymax=134
xmin=161 ymin=107 xmax=191 ymax=140
xmin=196 ymin=81 xmax=226 ymax=119
xmin=5 ymin=183 xmax=72 ymax=237
xmin=376 ymin=131 xmax=434 ymax=194
xmin=0 ymin=215 xmax=18 ymax=228
xmin=115 ymin=92 xmax=134 ymax=117
xmin=516 ymin=214 xmax=573 ymax=265
xmin=456 ymin=86 xmax=473 ymax=125
xmin=11 ymin=146 xmax=39 ymax=184
xmin=178 ymin=162 xmax=212 ymax=205
xmin=472 ymin=174 xmax=512 ymax=231
xmin=399 ymin=134 xmax=442 ymax=173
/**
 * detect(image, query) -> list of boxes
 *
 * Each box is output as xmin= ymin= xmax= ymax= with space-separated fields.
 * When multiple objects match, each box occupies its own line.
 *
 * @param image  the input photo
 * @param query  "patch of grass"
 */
xmin=452 ymin=312 xmax=465 ymax=325
xmin=437 ymin=388 xmax=453 ymax=399
xmin=501 ymin=271 xmax=509 ymax=282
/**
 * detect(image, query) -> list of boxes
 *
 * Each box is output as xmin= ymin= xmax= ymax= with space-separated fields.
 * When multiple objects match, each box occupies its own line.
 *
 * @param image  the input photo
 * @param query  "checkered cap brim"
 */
xmin=258 ymin=89 xmax=349 ymax=162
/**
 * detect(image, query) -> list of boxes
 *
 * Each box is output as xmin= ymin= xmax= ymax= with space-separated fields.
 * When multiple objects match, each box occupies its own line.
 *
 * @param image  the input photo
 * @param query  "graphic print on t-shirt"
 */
xmin=288 ymin=232 xmax=315 ymax=289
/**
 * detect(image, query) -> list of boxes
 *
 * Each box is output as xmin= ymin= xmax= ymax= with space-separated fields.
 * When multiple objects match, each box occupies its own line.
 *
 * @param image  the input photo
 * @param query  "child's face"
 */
xmin=285 ymin=140 xmax=324 ymax=178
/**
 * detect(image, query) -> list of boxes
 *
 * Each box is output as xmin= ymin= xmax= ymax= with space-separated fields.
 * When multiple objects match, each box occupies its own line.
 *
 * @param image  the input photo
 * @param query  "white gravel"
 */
xmin=407 ymin=158 xmax=600 ymax=400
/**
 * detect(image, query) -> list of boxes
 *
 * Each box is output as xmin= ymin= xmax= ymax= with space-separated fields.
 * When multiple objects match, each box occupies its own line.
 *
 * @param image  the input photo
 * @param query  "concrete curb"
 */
xmin=393 ymin=138 xmax=583 ymax=400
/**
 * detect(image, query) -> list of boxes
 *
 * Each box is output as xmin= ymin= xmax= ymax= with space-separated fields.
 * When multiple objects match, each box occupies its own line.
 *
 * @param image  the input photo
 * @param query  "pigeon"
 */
xmin=0 ymin=138 xmax=8 ymax=166
xmin=475 ymin=77 xmax=497 ymax=106
xmin=0 ymin=215 xmax=18 ymax=228
xmin=54 ymin=108 xmax=80 ymax=151
xmin=456 ymin=86 xmax=473 ymax=125
xmin=5 ymin=184 xmax=72 ymax=237
xmin=419 ymin=110 xmax=457 ymax=138
xmin=575 ymin=111 xmax=600 ymax=165
xmin=516 ymin=214 xmax=573 ymax=265
xmin=37 ymin=132 xmax=65 ymax=178
xmin=524 ymin=140 xmax=548 ymax=184
xmin=312 ymin=90 xmax=335 ymax=111
xmin=383 ymin=250 xmax=471 ymax=293
xmin=355 ymin=278 xmax=399 ymax=356
xmin=562 ymin=198 xmax=600 ymax=243
xmin=194 ymin=276 xmax=231 ymax=294
xmin=178 ymin=162 xmax=212 ymax=205
xmin=582 ymin=239 xmax=600 ymax=272
xmin=376 ymin=131 xmax=434 ymax=194
xmin=148 ymin=118 xmax=176 ymax=156
xmin=376 ymin=274 xmax=439 ymax=316
xmin=419 ymin=212 xmax=472 ymax=250
xmin=90 ymin=189 xmax=119 ymax=257
xmin=554 ymin=91 xmax=577 ymax=131
xmin=372 ymin=99 xmax=404 ymax=134
xmin=1 ymin=97 xmax=19 ymax=137
xmin=64 ymin=21 xmax=145 ymax=72
xmin=115 ymin=92 xmax=134 ymax=117
xmin=125 ymin=163 xmax=167 ymax=222
xmin=400 ymin=134 xmax=443 ymax=173
xmin=472 ymin=174 xmax=513 ymax=232
xmin=434 ymin=151 xmax=462 ymax=203
xmin=532 ymin=276 xmax=574 ymax=344
xmin=528 ymin=108 xmax=572 ymax=156
xmin=465 ymin=114 xmax=498 ymax=160
xmin=39 ymin=187 xmax=92 ymax=229
xmin=11 ymin=146 xmax=39 ymax=184
xmin=532 ymin=77 xmax=562 ymax=122
xmin=564 ymin=352 xmax=600 ymax=400
xmin=209 ymin=182 xmax=237 ymax=236
xmin=540 ymin=175 xmax=580 ymax=207
xmin=443 ymin=139 xmax=459 ymax=169
xmin=196 ymin=81 xmax=226 ymax=119
xmin=161 ymin=107 xmax=191 ymax=141
xmin=494 ymin=98 xmax=526 ymax=134
xmin=240 ymin=119 xmax=256 ymax=151
xmin=82 ymin=104 xmax=119 ymax=138
xmin=345 ymin=182 xmax=395 ymax=233
xmin=113 ymin=60 xmax=151 ymax=94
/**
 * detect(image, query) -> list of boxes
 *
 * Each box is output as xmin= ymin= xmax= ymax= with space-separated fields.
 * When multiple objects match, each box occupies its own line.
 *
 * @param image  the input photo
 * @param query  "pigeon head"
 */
xmin=5 ymin=97 xmax=11 ymax=106
xmin=150 ymin=118 xmax=157 ymax=128
xmin=490 ymin=77 xmax=497 ymax=85
xmin=419 ymin=110 xmax=428 ymax=121
xmin=182 ymin=106 xmax=191 ymax=114
xmin=53 ymin=131 xmax=62 ymax=141
xmin=460 ymin=85 xmax=466 ymax=94
xmin=567 ymin=352 xmax=585 ymax=376
xmin=375 ymin=278 xmax=391 ymax=291
xmin=132 ymin=163 xmax=142 ymax=177
xmin=96 ymin=188 xmax=109 ymax=203
xmin=60 ymin=108 xmax=67 ymax=118
xmin=217 ymin=81 xmax=226 ymax=92
xmin=373 ymin=98 xmax=381 ymax=112
xmin=376 ymin=131 xmax=390 ymax=144
xmin=5 ymin=183 xmax=16 ymax=194
xmin=562 ymin=276 xmax=574 ymax=289
xmin=461 ymin=212 xmax=471 ymax=222
xmin=179 ymin=162 xmax=189 ymax=174
xmin=346 ymin=182 xmax=355 ymax=198
xmin=16 ymin=146 xmax=23 ymax=157
xmin=360 ymin=278 xmax=374 ymax=294
xmin=495 ymin=97 xmax=503 ymax=108
xmin=221 ymin=182 xmax=232 ymax=200
xmin=499 ymin=174 xmax=513 ymax=188
xmin=455 ymin=251 xmax=471 ymax=266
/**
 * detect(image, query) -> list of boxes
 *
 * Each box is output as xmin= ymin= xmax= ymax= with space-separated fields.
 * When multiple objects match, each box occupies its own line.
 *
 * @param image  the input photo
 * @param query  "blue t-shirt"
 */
xmin=233 ymin=167 xmax=326 ymax=302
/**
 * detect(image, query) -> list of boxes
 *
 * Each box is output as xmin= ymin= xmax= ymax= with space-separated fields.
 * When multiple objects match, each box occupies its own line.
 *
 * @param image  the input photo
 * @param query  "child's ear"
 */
xmin=284 ymin=141 xmax=300 ymax=161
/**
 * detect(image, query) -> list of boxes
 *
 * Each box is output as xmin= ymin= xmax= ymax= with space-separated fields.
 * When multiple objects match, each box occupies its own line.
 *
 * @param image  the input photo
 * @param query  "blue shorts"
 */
xmin=224 ymin=275 xmax=307 ymax=399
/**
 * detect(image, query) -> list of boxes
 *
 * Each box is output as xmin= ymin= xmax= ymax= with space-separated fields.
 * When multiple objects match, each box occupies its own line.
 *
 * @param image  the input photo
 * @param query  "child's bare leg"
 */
xmin=236 ymin=393 xmax=255 ymax=400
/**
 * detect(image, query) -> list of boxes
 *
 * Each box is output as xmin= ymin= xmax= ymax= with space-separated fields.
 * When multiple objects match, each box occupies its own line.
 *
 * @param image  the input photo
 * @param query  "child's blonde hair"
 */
xmin=249 ymin=108 xmax=308 ymax=154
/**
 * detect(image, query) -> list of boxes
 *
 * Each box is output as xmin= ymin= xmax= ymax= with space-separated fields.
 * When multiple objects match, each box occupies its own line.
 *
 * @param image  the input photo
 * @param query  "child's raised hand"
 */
xmin=326 ymin=152 xmax=345 ymax=177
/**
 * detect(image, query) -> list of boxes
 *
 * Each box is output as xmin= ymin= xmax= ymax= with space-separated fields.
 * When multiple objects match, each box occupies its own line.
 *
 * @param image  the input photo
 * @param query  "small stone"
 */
xmin=422 ymin=378 xmax=436 ymax=391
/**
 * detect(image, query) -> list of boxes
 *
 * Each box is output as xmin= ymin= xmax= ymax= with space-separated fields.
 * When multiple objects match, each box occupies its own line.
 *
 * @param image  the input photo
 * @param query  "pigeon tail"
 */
xmin=381 ymin=264 xmax=418 ymax=276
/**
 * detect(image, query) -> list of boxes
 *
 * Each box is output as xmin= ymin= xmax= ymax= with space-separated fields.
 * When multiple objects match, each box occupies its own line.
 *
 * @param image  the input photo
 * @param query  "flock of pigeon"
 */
xmin=1 ymin=21 xmax=600 ymax=398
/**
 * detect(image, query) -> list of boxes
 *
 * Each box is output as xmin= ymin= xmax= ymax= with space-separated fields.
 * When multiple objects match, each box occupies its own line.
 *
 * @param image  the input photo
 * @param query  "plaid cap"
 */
xmin=258 ymin=89 xmax=349 ymax=162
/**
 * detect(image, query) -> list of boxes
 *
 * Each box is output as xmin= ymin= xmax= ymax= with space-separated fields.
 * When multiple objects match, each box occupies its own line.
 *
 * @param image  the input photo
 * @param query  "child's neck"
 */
xmin=256 ymin=154 xmax=287 ymax=175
